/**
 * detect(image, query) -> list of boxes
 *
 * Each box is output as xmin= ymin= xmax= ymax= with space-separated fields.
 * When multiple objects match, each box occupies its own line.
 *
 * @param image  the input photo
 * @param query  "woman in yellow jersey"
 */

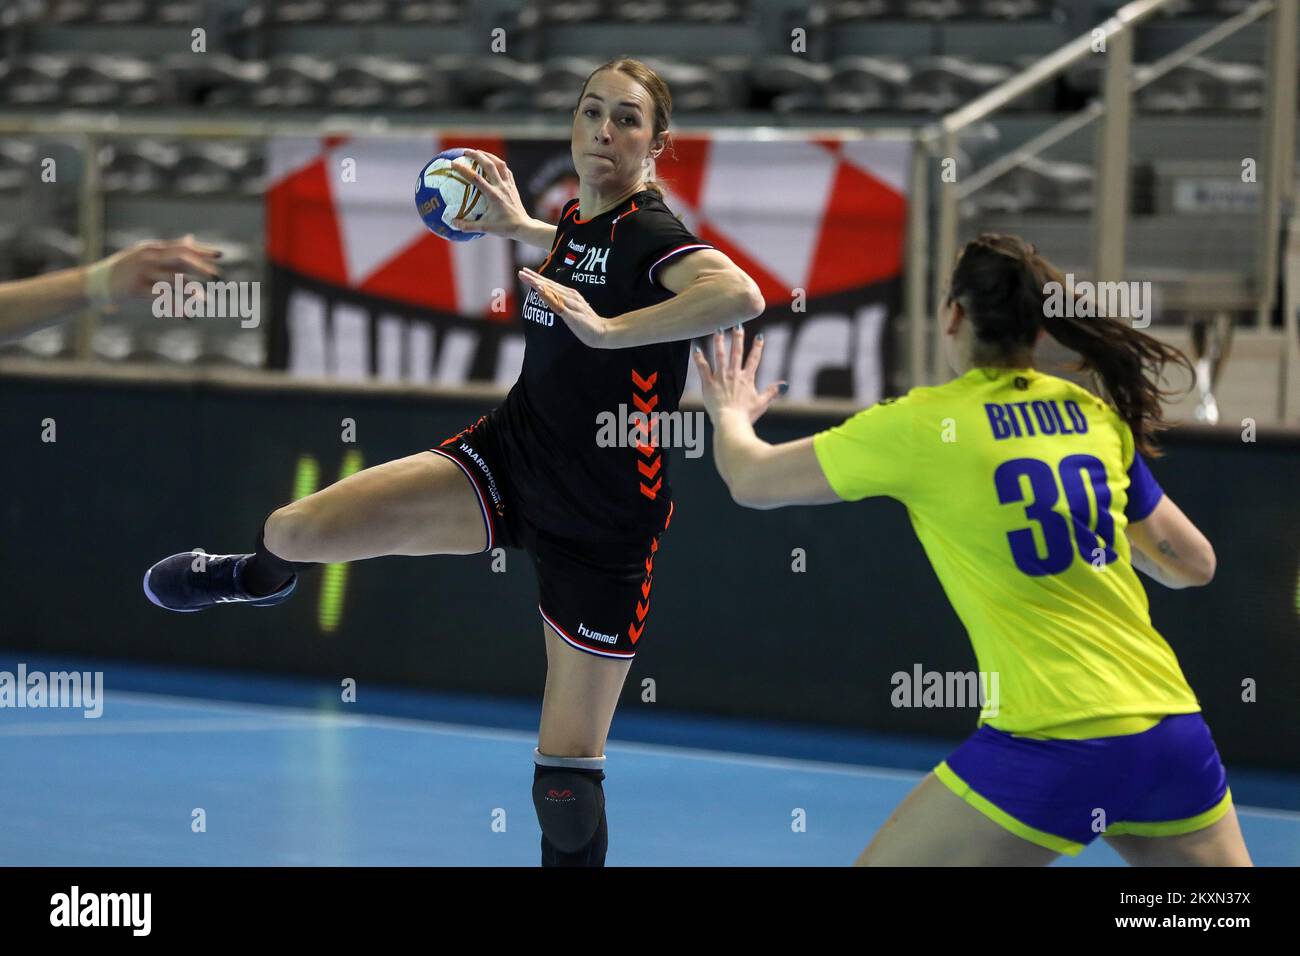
xmin=693 ymin=234 xmax=1250 ymax=866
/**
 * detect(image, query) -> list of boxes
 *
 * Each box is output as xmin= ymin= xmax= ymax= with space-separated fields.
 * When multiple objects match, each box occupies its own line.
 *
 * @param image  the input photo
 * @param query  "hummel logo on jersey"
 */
xmin=571 ymin=246 xmax=609 ymax=285
xmin=577 ymin=622 xmax=619 ymax=644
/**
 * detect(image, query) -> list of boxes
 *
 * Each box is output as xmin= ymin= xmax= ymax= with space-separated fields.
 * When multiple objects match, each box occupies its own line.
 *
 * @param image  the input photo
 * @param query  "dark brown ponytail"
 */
xmin=947 ymin=234 xmax=1194 ymax=458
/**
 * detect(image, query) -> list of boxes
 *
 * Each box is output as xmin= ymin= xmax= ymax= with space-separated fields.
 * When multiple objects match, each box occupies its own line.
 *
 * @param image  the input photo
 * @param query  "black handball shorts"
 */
xmin=428 ymin=408 xmax=672 ymax=660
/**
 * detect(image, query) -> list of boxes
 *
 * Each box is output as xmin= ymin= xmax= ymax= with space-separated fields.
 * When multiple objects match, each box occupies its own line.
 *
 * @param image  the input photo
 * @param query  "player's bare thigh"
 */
xmin=537 ymin=624 xmax=632 ymax=757
xmin=1103 ymin=806 xmax=1253 ymax=866
xmin=264 ymin=451 xmax=488 ymax=562
xmin=856 ymin=772 xmax=1061 ymax=866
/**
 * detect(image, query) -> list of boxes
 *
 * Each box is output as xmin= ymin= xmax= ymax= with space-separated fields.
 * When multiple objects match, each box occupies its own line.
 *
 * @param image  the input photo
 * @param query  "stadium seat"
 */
xmin=750 ymin=55 xmax=833 ymax=112
xmin=976 ymin=0 xmax=1053 ymax=17
xmin=0 ymin=140 xmax=38 ymax=193
xmin=530 ymin=57 xmax=606 ymax=113
xmin=99 ymin=139 xmax=182 ymax=194
xmin=471 ymin=57 xmax=545 ymax=111
xmin=900 ymin=56 xmax=1012 ymax=113
xmin=528 ymin=0 xmax=606 ymax=24
xmin=397 ymin=2 xmax=464 ymax=23
xmin=678 ymin=0 xmax=747 ymax=21
xmin=65 ymin=55 xmax=166 ymax=108
xmin=0 ymin=0 xmax=42 ymax=28
xmin=164 ymin=54 xmax=267 ymax=109
xmin=2 ymin=326 xmax=74 ymax=360
xmin=249 ymin=55 xmax=336 ymax=109
xmin=329 ymin=57 xmax=441 ymax=111
xmin=899 ymin=0 xmax=965 ymax=21
xmin=611 ymin=0 xmax=673 ymax=22
xmin=335 ymin=0 xmax=391 ymax=23
xmin=15 ymin=227 xmax=83 ymax=277
xmin=170 ymin=142 xmax=257 ymax=195
xmin=155 ymin=1 xmax=203 ymax=23
xmin=822 ymin=0 xmax=888 ymax=21
xmin=262 ymin=1 xmax=333 ymax=25
xmin=823 ymin=0 xmax=893 ymax=21
xmin=94 ymin=0 xmax=152 ymax=24
xmin=46 ymin=0 xmax=95 ymax=23
xmin=825 ymin=56 xmax=912 ymax=113
xmin=1 ymin=55 xmax=71 ymax=107
xmin=1136 ymin=56 xmax=1265 ymax=113
xmin=641 ymin=58 xmax=732 ymax=111
xmin=960 ymin=155 xmax=1094 ymax=216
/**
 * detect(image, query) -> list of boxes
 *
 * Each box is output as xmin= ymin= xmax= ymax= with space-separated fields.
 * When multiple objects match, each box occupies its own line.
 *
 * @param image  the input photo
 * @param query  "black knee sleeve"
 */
xmin=532 ymin=759 xmax=608 ymax=867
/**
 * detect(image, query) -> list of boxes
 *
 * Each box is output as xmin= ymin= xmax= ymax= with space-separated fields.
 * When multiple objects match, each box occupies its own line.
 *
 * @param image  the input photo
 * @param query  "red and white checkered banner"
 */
xmin=266 ymin=132 xmax=909 ymax=403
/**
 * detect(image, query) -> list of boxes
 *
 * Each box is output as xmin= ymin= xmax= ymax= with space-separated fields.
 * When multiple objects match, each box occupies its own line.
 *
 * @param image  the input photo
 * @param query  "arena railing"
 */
xmin=921 ymin=0 xmax=1298 ymax=425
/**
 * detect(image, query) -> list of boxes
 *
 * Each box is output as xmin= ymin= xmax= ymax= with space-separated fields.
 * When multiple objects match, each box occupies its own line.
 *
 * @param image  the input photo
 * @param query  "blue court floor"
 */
xmin=2 ymin=659 xmax=1299 ymax=866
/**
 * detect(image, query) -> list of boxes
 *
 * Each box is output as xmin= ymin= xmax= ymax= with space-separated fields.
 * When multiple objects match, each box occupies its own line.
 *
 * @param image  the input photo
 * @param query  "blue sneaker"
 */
xmin=143 ymin=551 xmax=297 ymax=612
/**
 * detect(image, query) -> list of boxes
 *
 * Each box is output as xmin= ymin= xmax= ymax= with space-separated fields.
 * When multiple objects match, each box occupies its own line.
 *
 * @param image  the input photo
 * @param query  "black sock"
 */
xmin=240 ymin=510 xmax=319 ymax=597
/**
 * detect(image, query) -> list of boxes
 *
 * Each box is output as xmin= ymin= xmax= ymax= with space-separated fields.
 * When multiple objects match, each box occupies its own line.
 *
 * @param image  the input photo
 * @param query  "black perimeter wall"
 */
xmin=2 ymin=370 xmax=1297 ymax=770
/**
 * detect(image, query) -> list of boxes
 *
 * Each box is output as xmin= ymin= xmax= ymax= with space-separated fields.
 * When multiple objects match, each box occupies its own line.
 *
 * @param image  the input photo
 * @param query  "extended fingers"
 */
xmin=462 ymin=149 xmax=508 ymax=187
xmin=154 ymin=250 xmax=221 ymax=279
xmin=518 ymin=267 xmax=567 ymax=312
xmin=730 ymin=324 xmax=745 ymax=375
xmin=692 ymin=345 xmax=715 ymax=385
xmin=458 ymin=163 xmax=502 ymax=200
xmin=712 ymin=328 xmax=728 ymax=376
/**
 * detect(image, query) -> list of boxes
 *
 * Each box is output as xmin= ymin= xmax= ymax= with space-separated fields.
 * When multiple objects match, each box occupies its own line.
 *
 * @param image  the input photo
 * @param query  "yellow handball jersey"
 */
xmin=812 ymin=365 xmax=1200 ymax=737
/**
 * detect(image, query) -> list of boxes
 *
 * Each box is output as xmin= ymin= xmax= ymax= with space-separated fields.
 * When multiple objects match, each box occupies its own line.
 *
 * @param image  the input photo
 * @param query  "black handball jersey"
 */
xmin=496 ymin=189 xmax=714 ymax=542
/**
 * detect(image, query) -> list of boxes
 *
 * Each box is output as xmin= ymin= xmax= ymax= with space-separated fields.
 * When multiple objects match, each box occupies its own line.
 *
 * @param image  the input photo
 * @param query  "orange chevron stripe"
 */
xmin=639 ymin=478 xmax=661 ymax=499
xmin=631 ymin=369 xmax=658 ymax=391
xmin=650 ymin=538 xmax=659 ymax=553
xmin=636 ymin=442 xmax=657 ymax=457
xmin=637 ymin=457 xmax=661 ymax=479
xmin=635 ymin=599 xmax=649 ymax=621
xmin=632 ymin=393 xmax=659 ymax=414
xmin=628 ymin=620 xmax=644 ymax=644
xmin=640 ymin=578 xmax=651 ymax=599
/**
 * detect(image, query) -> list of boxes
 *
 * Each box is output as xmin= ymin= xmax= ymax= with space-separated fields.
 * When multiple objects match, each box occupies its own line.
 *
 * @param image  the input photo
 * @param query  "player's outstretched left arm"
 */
xmin=695 ymin=326 xmax=840 ymax=510
xmin=519 ymin=247 xmax=764 ymax=349
xmin=0 ymin=235 xmax=221 ymax=345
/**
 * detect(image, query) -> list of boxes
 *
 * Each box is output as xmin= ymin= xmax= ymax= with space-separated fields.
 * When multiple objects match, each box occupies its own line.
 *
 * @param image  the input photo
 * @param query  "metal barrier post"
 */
xmin=1094 ymin=21 xmax=1133 ymax=284
xmin=905 ymin=132 xmax=930 ymax=390
xmin=1256 ymin=0 xmax=1298 ymax=330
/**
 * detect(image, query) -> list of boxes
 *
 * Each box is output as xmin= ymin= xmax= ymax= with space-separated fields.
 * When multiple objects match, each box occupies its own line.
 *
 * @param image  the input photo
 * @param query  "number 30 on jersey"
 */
xmin=995 ymin=455 xmax=1117 ymax=576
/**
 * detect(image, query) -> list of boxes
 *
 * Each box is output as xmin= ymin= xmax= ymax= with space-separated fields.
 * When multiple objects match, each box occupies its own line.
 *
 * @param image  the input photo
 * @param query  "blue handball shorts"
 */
xmin=934 ymin=712 xmax=1233 ymax=855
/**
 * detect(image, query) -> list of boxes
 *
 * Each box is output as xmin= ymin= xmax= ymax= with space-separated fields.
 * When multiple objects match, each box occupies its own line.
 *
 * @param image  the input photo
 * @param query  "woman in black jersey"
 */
xmin=143 ymin=57 xmax=766 ymax=867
